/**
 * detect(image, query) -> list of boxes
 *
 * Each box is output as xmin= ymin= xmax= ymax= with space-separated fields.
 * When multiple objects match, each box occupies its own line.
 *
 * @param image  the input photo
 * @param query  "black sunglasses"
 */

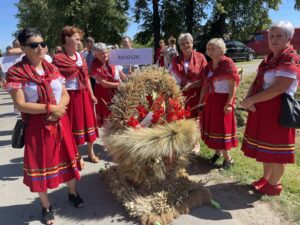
xmin=25 ymin=42 xmax=47 ymax=49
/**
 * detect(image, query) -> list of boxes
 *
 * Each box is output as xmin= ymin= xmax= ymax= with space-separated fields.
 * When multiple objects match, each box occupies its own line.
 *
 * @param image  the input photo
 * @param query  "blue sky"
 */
xmin=0 ymin=0 xmax=299 ymax=53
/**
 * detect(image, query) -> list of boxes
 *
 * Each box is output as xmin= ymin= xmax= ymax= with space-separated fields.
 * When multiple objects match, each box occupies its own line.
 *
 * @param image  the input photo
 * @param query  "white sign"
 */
xmin=0 ymin=55 xmax=23 ymax=73
xmin=109 ymin=48 xmax=153 ymax=65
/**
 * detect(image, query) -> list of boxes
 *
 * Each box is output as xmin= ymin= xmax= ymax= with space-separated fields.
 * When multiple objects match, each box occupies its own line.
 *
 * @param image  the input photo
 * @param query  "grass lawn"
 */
xmin=235 ymin=58 xmax=263 ymax=66
xmin=199 ymin=73 xmax=300 ymax=223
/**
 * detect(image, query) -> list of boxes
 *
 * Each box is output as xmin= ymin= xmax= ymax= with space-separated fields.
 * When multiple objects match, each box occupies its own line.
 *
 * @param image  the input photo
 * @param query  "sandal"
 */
xmin=69 ymin=192 xmax=84 ymax=208
xmin=42 ymin=205 xmax=54 ymax=225
xmin=221 ymin=158 xmax=234 ymax=170
xmin=251 ymin=177 xmax=268 ymax=191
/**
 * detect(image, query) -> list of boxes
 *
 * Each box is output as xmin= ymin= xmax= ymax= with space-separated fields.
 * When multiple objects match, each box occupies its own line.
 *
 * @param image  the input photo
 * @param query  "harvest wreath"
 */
xmin=100 ymin=67 xmax=212 ymax=225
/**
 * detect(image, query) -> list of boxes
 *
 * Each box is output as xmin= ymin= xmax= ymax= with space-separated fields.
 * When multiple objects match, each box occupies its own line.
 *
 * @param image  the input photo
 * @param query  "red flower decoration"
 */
xmin=136 ymin=105 xmax=148 ymax=119
xmin=127 ymin=116 xmax=140 ymax=128
xmin=146 ymin=95 xmax=153 ymax=108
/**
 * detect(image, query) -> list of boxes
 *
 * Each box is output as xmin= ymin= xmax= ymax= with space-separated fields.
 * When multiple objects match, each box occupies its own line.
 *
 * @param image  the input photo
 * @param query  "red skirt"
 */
xmin=23 ymin=114 xmax=81 ymax=192
xmin=94 ymin=83 xmax=115 ymax=127
xmin=241 ymin=95 xmax=295 ymax=163
xmin=67 ymin=89 xmax=99 ymax=145
xmin=201 ymin=93 xmax=238 ymax=150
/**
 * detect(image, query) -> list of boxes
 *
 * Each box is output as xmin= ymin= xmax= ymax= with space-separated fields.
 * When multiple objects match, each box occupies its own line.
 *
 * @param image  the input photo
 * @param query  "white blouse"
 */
xmin=263 ymin=69 xmax=298 ymax=96
xmin=23 ymin=69 xmax=65 ymax=104
xmin=168 ymin=61 xmax=190 ymax=86
xmin=207 ymin=71 xmax=230 ymax=93
xmin=65 ymin=52 xmax=82 ymax=90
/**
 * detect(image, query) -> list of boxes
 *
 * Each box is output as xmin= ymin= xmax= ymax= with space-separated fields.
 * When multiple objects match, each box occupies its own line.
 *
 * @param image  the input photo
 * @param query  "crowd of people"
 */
xmin=1 ymin=20 xmax=299 ymax=224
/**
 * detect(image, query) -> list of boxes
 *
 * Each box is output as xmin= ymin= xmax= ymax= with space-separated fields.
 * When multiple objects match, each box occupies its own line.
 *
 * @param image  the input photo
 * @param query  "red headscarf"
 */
xmin=171 ymin=50 xmax=207 ymax=87
xmin=6 ymin=56 xmax=60 ymax=106
xmin=91 ymin=58 xmax=116 ymax=82
xmin=203 ymin=55 xmax=240 ymax=91
xmin=250 ymin=45 xmax=300 ymax=96
xmin=52 ymin=52 xmax=89 ymax=90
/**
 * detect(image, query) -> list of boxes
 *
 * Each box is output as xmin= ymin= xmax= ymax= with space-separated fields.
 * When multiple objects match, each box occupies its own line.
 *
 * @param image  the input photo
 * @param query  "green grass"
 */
xmin=199 ymin=74 xmax=300 ymax=224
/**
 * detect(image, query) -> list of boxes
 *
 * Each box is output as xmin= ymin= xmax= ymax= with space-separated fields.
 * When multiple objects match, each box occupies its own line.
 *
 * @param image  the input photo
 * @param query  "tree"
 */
xmin=16 ymin=0 xmax=129 ymax=49
xmin=196 ymin=0 xmax=281 ymax=51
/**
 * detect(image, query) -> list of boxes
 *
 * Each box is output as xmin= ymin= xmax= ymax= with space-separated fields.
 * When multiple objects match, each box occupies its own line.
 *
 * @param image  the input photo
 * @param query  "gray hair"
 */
xmin=270 ymin=21 xmax=294 ymax=40
xmin=93 ymin=42 xmax=107 ymax=52
xmin=206 ymin=38 xmax=227 ymax=54
xmin=178 ymin=33 xmax=193 ymax=45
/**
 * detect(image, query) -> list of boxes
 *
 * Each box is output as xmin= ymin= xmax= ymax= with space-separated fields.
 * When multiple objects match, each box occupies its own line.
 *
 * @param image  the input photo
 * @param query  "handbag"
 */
xmin=279 ymin=93 xmax=300 ymax=128
xmin=11 ymin=119 xmax=26 ymax=148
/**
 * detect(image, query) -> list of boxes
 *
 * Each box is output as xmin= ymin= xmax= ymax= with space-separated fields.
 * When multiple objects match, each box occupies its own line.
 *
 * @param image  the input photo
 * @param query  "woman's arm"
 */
xmin=241 ymin=76 xmax=294 ymax=109
xmin=10 ymin=89 xmax=66 ymax=116
xmin=58 ymin=85 xmax=69 ymax=107
xmin=199 ymin=83 xmax=208 ymax=104
xmin=86 ymin=78 xmax=97 ymax=104
xmin=96 ymin=76 xmax=119 ymax=88
xmin=224 ymin=79 xmax=237 ymax=114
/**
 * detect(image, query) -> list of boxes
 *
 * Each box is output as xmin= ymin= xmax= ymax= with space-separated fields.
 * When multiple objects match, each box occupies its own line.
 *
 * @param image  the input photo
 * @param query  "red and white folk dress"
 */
xmin=53 ymin=52 xmax=98 ymax=145
xmin=6 ymin=59 xmax=81 ymax=192
xmin=201 ymin=56 xmax=239 ymax=150
xmin=242 ymin=47 xmax=300 ymax=163
xmin=91 ymin=59 xmax=119 ymax=127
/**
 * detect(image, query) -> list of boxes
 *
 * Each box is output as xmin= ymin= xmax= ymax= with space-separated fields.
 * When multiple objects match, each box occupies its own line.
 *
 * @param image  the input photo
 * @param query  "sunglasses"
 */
xmin=25 ymin=42 xmax=47 ymax=49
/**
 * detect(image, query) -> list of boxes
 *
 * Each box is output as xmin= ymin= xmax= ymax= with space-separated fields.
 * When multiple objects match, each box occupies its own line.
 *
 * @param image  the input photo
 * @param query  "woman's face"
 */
xmin=65 ymin=32 xmax=81 ymax=51
xmin=268 ymin=28 xmax=290 ymax=54
xmin=159 ymin=40 xmax=165 ymax=48
xmin=179 ymin=39 xmax=193 ymax=57
xmin=21 ymin=36 xmax=46 ymax=61
xmin=206 ymin=43 xmax=223 ymax=60
xmin=94 ymin=49 xmax=108 ymax=63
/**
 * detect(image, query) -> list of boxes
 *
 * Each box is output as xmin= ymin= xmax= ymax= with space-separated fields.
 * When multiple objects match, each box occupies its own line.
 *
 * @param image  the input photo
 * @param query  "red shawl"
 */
xmin=52 ymin=52 xmax=89 ymax=90
xmin=6 ymin=56 xmax=59 ymax=106
xmin=250 ymin=45 xmax=300 ymax=96
xmin=203 ymin=55 xmax=240 ymax=91
xmin=91 ymin=58 xmax=116 ymax=82
xmin=171 ymin=50 xmax=207 ymax=87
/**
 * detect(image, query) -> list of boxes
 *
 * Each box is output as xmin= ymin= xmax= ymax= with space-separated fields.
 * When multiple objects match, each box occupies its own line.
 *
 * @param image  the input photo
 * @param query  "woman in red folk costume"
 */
xmin=155 ymin=39 xmax=165 ymax=67
xmin=169 ymin=33 xmax=207 ymax=118
xmin=91 ymin=43 xmax=124 ymax=127
xmin=199 ymin=38 xmax=239 ymax=170
xmin=52 ymin=26 xmax=99 ymax=163
xmin=6 ymin=28 xmax=83 ymax=225
xmin=241 ymin=21 xmax=300 ymax=196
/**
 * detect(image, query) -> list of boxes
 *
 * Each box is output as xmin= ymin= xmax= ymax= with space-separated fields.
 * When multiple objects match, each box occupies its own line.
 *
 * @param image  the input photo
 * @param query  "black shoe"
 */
xmin=68 ymin=192 xmax=84 ymax=208
xmin=42 ymin=205 xmax=54 ymax=224
xmin=209 ymin=153 xmax=221 ymax=164
xmin=222 ymin=159 xmax=234 ymax=170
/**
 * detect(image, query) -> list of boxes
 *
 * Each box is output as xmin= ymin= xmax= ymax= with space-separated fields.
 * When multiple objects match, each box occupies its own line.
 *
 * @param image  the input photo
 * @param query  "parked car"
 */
xmin=225 ymin=40 xmax=255 ymax=61
xmin=245 ymin=28 xmax=300 ymax=56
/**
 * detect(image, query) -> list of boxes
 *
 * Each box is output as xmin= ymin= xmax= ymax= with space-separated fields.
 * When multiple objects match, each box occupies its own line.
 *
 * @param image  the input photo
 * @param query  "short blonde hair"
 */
xmin=206 ymin=38 xmax=227 ymax=54
xmin=178 ymin=33 xmax=193 ymax=45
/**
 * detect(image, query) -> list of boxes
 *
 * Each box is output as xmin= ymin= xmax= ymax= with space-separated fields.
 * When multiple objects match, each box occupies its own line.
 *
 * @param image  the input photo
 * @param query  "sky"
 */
xmin=0 ymin=0 xmax=299 ymax=53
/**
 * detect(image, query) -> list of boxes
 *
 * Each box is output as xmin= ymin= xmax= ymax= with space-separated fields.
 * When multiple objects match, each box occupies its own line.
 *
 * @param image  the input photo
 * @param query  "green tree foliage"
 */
xmin=134 ymin=0 xmax=281 ymax=52
xmin=16 ymin=0 xmax=129 ymax=49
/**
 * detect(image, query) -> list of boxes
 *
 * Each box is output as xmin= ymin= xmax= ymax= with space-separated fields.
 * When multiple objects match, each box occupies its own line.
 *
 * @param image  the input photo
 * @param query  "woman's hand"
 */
xmin=182 ymin=80 xmax=201 ymax=92
xmin=91 ymin=95 xmax=98 ymax=104
xmin=224 ymin=104 xmax=233 ymax=114
xmin=47 ymin=114 xmax=59 ymax=122
xmin=50 ymin=104 xmax=67 ymax=118
xmin=240 ymin=97 xmax=255 ymax=109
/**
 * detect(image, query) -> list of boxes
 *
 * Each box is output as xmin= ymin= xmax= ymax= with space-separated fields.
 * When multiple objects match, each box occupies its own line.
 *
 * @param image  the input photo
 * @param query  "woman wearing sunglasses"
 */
xmin=5 ymin=28 xmax=83 ymax=225
xmin=53 ymin=26 xmax=99 ymax=163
